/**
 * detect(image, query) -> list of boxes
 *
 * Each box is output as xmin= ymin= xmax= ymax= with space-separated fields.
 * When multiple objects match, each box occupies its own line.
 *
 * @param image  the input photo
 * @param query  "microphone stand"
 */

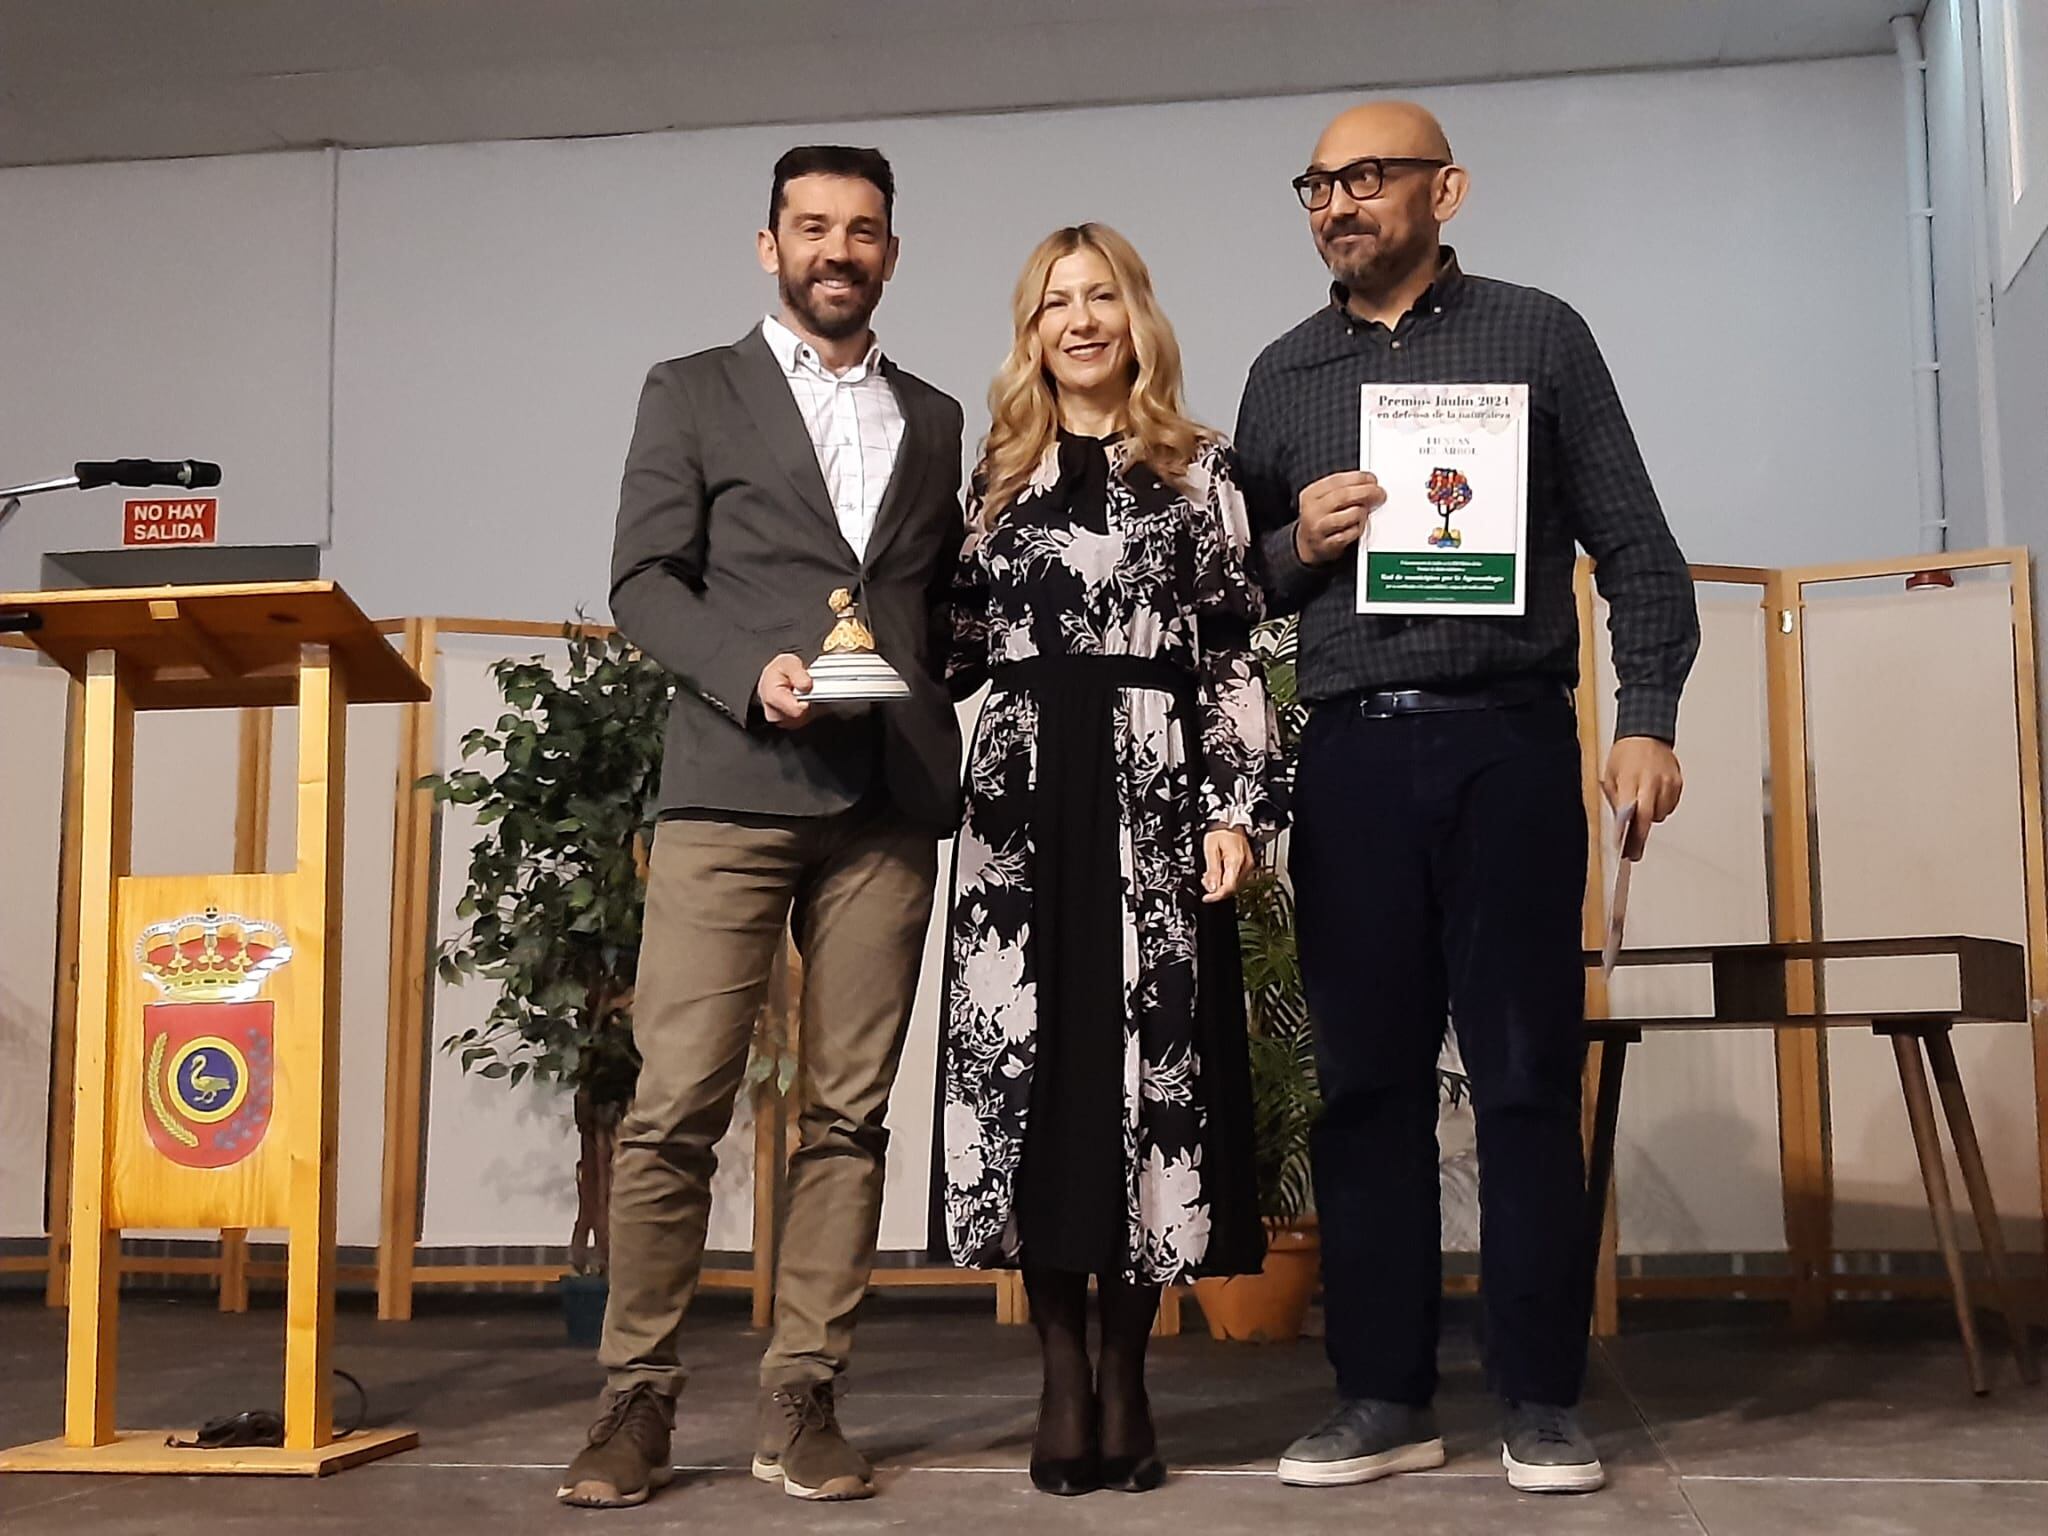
xmin=0 ymin=473 xmax=81 ymax=633
xmin=0 ymin=473 xmax=82 ymax=531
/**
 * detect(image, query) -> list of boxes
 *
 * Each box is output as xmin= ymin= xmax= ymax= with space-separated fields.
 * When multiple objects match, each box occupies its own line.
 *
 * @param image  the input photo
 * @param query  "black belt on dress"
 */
xmin=991 ymin=653 xmax=1198 ymax=704
xmin=1332 ymin=677 xmax=1571 ymax=718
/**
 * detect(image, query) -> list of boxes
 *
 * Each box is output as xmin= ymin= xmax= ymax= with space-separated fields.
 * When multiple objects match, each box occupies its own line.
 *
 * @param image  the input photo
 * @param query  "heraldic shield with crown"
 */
xmin=138 ymin=907 xmax=291 ymax=1170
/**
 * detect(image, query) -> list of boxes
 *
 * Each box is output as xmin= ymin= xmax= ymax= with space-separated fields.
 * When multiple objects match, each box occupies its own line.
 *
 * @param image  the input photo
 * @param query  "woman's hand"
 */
xmin=1201 ymin=826 xmax=1255 ymax=903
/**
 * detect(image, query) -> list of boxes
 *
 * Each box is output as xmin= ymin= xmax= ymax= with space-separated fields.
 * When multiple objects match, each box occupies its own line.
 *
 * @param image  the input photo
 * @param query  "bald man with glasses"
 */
xmin=1235 ymin=101 xmax=1699 ymax=1497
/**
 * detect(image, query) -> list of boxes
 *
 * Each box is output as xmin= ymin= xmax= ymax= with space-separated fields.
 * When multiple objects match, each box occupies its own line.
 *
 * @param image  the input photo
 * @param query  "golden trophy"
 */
xmin=801 ymin=587 xmax=910 ymax=701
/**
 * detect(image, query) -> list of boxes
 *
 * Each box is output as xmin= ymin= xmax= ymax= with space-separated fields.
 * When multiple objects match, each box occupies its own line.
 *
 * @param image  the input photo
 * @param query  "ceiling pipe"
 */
xmin=1893 ymin=12 xmax=1950 ymax=580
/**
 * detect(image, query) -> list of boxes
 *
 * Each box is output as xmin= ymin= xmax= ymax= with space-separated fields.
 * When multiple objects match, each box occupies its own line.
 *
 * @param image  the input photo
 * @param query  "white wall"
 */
xmin=1979 ymin=0 xmax=2048 ymax=291
xmin=1999 ymin=251 xmax=2048 ymax=559
xmin=2 ymin=57 xmax=1918 ymax=612
xmin=1925 ymin=0 xmax=2048 ymax=814
xmin=0 ymin=152 xmax=334 ymax=590
xmin=1993 ymin=214 xmax=2048 ymax=581
xmin=0 ymin=54 xmax=1958 ymax=1261
xmin=1920 ymin=0 xmax=2048 ymax=563
xmin=1596 ymin=591 xmax=1788 ymax=1256
xmin=324 ymin=57 xmax=1916 ymax=620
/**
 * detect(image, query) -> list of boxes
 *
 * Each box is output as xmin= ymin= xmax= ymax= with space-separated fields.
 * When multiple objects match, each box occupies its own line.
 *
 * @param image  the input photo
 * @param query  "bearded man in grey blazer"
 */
xmin=560 ymin=145 xmax=966 ymax=1510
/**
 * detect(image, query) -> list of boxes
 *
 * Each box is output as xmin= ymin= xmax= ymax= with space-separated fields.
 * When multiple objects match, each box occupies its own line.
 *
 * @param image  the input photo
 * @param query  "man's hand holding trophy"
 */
xmin=757 ymin=587 xmax=909 ymax=730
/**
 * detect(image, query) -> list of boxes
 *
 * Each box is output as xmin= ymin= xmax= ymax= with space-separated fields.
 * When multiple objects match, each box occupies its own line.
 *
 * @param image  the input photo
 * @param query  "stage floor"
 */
xmin=2 ymin=1289 xmax=2043 ymax=1534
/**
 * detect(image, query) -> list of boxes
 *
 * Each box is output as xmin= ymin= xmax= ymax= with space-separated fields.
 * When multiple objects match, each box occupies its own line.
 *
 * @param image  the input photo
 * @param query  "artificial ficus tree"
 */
xmin=426 ymin=625 xmax=668 ymax=1274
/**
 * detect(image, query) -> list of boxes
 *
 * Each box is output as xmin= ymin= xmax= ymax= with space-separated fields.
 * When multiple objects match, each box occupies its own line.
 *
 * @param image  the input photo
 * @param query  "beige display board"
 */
xmin=1576 ymin=552 xmax=2046 ymax=1333
xmin=1802 ymin=571 xmax=2044 ymax=1254
xmin=1590 ymin=581 xmax=1782 ymax=1260
xmin=373 ymin=620 xmax=1000 ymax=1325
xmin=12 ymin=552 xmax=2043 ymax=1339
xmin=0 ymin=644 xmax=69 ymax=1278
xmin=1572 ymin=568 xmax=1783 ymax=1333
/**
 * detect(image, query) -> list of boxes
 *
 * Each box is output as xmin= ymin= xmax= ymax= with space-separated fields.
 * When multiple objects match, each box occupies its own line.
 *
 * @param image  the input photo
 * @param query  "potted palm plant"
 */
xmin=1191 ymin=867 xmax=1325 ymax=1342
xmin=1191 ymin=616 xmax=1324 ymax=1341
xmin=426 ymin=625 xmax=669 ymax=1345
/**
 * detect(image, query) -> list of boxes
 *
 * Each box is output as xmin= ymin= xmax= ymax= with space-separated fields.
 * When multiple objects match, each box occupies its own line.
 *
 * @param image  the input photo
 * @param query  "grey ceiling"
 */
xmin=0 ymin=0 xmax=1918 ymax=167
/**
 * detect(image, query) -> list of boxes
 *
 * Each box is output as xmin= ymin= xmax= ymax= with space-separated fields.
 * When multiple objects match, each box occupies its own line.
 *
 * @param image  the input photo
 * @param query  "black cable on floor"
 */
xmin=165 ymin=1369 xmax=371 ymax=1449
xmin=333 ymin=1368 xmax=368 ymax=1439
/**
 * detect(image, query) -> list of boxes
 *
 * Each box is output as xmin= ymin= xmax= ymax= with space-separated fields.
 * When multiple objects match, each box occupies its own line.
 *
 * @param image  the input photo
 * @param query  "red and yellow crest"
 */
xmin=137 ymin=908 xmax=289 ymax=1170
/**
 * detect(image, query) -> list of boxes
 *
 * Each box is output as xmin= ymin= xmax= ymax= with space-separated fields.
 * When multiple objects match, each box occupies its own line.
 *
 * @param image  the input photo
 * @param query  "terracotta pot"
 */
xmin=1191 ymin=1222 xmax=1321 ymax=1343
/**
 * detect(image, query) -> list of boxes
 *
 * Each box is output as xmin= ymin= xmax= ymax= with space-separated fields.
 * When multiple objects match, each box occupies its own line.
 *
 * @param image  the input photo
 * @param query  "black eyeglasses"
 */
xmin=1292 ymin=156 xmax=1450 ymax=210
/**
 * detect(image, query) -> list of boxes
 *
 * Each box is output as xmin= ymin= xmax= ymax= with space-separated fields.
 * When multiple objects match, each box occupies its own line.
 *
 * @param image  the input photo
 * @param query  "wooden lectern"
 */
xmin=0 ymin=582 xmax=426 ymax=1475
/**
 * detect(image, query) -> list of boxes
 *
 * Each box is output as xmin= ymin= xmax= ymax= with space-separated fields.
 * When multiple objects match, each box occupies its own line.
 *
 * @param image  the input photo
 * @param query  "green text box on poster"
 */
xmin=1365 ymin=553 xmax=1519 ymax=606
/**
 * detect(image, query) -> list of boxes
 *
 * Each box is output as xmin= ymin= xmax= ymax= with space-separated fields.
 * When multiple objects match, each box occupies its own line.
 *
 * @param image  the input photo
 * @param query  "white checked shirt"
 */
xmin=762 ymin=315 xmax=907 ymax=560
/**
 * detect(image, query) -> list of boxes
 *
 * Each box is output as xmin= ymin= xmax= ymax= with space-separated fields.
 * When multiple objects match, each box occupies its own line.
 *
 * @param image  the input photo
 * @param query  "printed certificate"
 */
xmin=1357 ymin=383 xmax=1528 ymax=616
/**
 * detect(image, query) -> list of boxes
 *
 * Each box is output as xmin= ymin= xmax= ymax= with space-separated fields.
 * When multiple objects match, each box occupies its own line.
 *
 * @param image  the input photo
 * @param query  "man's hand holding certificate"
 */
xmin=1293 ymin=470 xmax=1388 ymax=566
xmin=1604 ymin=735 xmax=1684 ymax=861
xmin=1600 ymin=738 xmax=1686 ymax=976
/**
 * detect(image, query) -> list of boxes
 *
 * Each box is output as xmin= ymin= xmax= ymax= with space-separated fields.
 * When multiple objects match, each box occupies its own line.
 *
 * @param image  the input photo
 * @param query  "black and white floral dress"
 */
xmin=937 ymin=430 xmax=1285 ymax=1284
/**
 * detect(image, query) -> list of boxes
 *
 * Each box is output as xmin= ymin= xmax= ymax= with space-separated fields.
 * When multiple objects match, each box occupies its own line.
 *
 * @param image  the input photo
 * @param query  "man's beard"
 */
xmin=1318 ymin=216 xmax=1434 ymax=300
xmin=778 ymin=259 xmax=883 ymax=341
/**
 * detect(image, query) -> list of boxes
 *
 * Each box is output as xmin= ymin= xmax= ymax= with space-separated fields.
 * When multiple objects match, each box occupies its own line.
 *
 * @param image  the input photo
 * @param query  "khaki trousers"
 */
xmin=597 ymin=803 xmax=937 ymax=1396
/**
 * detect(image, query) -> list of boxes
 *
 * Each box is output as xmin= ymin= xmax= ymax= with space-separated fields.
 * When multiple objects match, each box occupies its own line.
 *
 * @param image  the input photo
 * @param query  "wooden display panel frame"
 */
xmin=16 ymin=556 xmax=2042 ymax=1339
xmin=1578 ymin=550 xmax=2047 ymax=1325
xmin=366 ymin=617 xmax=1006 ymax=1325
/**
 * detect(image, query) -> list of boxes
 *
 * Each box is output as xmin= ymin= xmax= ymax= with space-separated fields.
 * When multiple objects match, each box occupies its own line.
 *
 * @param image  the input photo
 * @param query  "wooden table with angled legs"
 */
xmin=1582 ymin=937 xmax=2042 ymax=1395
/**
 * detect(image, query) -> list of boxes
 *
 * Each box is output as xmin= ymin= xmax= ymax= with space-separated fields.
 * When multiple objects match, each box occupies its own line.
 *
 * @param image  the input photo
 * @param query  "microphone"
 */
xmin=73 ymin=459 xmax=222 ymax=491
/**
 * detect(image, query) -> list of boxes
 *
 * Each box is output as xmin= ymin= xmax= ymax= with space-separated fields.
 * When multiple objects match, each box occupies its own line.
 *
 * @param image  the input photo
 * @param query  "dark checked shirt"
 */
xmin=1234 ymin=247 xmax=1699 ymax=742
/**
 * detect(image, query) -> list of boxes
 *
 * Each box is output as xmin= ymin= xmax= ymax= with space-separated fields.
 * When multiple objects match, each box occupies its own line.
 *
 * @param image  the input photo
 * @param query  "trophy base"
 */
xmin=802 ymin=651 xmax=911 ymax=702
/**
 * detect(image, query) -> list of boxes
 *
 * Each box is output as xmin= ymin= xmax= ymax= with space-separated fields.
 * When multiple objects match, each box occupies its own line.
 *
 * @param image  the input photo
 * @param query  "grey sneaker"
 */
xmin=1501 ymin=1402 xmax=1605 ymax=1494
xmin=1277 ymin=1398 xmax=1446 ymax=1487
xmin=751 ymin=1381 xmax=875 ymax=1501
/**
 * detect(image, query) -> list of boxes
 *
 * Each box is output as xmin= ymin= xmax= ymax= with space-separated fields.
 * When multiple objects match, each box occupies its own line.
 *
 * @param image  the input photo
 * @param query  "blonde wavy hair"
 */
xmin=977 ymin=223 xmax=1211 ymax=523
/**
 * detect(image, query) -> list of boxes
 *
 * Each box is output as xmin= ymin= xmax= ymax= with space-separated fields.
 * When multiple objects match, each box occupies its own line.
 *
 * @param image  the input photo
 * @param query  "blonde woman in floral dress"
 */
xmin=938 ymin=224 xmax=1285 ymax=1496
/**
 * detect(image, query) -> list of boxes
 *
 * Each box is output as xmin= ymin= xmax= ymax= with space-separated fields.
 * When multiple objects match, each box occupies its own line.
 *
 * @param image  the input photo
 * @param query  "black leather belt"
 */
xmin=1342 ymin=678 xmax=1570 ymax=718
xmin=991 ymin=654 xmax=1195 ymax=699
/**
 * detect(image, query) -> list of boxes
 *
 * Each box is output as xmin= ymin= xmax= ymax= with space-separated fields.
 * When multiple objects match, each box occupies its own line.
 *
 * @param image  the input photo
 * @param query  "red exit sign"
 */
xmin=124 ymin=497 xmax=218 ymax=546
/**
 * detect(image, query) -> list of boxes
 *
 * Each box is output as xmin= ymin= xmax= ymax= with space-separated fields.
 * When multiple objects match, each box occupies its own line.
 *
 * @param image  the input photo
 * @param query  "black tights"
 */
xmin=1023 ymin=1266 xmax=1161 ymax=1463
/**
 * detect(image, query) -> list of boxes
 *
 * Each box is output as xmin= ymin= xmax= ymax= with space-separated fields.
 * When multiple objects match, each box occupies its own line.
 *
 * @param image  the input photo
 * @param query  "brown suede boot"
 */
xmin=751 ymin=1381 xmax=875 ymax=1501
xmin=557 ymin=1382 xmax=676 ymax=1508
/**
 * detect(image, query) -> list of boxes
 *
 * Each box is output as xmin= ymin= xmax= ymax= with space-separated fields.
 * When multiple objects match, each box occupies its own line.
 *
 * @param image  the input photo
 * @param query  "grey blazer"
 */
xmin=609 ymin=326 xmax=968 ymax=832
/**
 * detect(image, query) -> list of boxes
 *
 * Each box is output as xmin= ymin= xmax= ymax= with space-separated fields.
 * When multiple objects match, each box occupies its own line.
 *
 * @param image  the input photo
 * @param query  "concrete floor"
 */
xmin=1 ymin=1289 xmax=2043 ymax=1534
